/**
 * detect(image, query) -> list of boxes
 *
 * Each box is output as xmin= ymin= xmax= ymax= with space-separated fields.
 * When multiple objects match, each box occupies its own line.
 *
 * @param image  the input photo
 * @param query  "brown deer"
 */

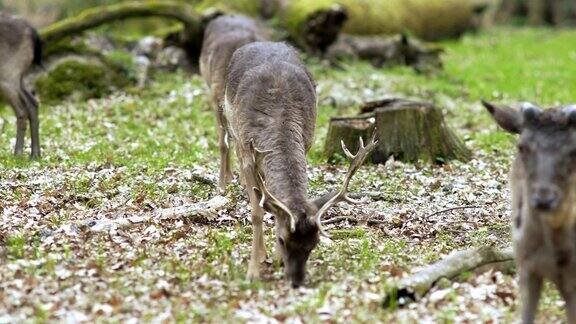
xmin=200 ymin=15 xmax=267 ymax=193
xmin=483 ymin=101 xmax=576 ymax=324
xmin=225 ymin=41 xmax=377 ymax=287
xmin=0 ymin=12 xmax=42 ymax=158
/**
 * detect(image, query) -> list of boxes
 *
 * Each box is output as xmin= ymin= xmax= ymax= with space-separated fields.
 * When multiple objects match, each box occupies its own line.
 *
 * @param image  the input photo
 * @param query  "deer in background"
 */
xmin=0 ymin=12 xmax=42 ymax=158
xmin=200 ymin=15 xmax=267 ymax=193
xmin=225 ymin=41 xmax=376 ymax=287
xmin=483 ymin=101 xmax=576 ymax=323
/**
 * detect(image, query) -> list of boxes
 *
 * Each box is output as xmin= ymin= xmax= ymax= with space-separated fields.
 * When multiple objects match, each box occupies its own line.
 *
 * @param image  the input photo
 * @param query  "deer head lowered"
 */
xmin=224 ymin=41 xmax=376 ymax=287
xmin=483 ymin=101 xmax=576 ymax=324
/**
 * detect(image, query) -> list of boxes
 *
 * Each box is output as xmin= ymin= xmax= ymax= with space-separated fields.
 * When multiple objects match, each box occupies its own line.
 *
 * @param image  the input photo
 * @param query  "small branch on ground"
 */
xmin=322 ymin=216 xmax=388 ymax=226
xmin=79 ymin=195 xmax=228 ymax=233
xmin=425 ymin=205 xmax=481 ymax=219
xmin=382 ymin=245 xmax=514 ymax=308
xmin=348 ymin=192 xmax=387 ymax=201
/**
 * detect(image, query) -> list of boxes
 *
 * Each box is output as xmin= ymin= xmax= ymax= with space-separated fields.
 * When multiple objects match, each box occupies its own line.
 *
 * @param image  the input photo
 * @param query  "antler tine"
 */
xmin=315 ymin=130 xmax=379 ymax=236
xmin=341 ymin=140 xmax=356 ymax=159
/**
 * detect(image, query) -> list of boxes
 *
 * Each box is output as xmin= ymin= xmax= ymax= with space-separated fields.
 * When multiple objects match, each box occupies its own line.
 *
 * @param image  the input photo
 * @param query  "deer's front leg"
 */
xmin=241 ymin=159 xmax=267 ymax=280
xmin=559 ymin=280 xmax=576 ymax=324
xmin=519 ymin=268 xmax=543 ymax=324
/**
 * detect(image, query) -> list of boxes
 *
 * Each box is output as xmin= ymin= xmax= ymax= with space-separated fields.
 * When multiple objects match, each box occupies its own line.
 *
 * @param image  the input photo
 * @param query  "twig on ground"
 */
xmin=425 ymin=205 xmax=481 ymax=220
xmin=322 ymin=216 xmax=388 ymax=226
xmin=348 ymin=192 xmax=387 ymax=201
xmin=78 ymin=196 xmax=229 ymax=233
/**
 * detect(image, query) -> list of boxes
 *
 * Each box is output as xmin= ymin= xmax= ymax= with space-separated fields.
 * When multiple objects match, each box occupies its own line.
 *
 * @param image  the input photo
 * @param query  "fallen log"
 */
xmin=383 ymin=245 xmax=514 ymax=308
xmin=282 ymin=3 xmax=348 ymax=54
xmin=79 ymin=195 xmax=229 ymax=234
xmin=326 ymin=34 xmax=443 ymax=73
xmin=40 ymin=1 xmax=203 ymax=43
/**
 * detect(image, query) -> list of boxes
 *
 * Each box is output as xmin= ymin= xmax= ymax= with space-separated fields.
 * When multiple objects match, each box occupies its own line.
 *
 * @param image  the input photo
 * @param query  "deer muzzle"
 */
xmin=530 ymin=184 xmax=562 ymax=212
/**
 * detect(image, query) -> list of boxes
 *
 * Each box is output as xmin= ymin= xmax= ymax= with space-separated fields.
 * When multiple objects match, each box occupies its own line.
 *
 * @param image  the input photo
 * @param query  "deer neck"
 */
xmin=260 ymin=140 xmax=309 ymax=211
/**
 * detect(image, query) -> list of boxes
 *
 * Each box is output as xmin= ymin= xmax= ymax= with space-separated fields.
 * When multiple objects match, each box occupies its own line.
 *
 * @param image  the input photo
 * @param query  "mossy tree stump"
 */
xmin=324 ymin=116 xmax=374 ymax=162
xmin=324 ymin=98 xmax=470 ymax=164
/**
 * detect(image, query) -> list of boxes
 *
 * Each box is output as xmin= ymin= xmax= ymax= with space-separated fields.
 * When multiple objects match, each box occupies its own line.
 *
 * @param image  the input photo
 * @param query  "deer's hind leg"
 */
xmin=210 ymin=92 xmax=232 ymax=193
xmin=238 ymin=148 xmax=267 ymax=280
xmin=1 ymin=81 xmax=28 ymax=156
xmin=20 ymin=81 xmax=40 ymax=159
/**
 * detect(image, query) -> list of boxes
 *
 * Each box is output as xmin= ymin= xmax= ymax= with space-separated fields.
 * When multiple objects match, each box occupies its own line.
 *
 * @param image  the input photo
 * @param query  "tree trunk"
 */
xmin=40 ymin=1 xmax=203 ymax=43
xmin=527 ymin=0 xmax=547 ymax=25
xmin=383 ymin=246 xmax=514 ymax=308
xmin=324 ymin=116 xmax=373 ymax=163
xmin=369 ymin=99 xmax=470 ymax=164
xmin=494 ymin=0 xmax=519 ymax=23
xmin=550 ymin=0 xmax=569 ymax=25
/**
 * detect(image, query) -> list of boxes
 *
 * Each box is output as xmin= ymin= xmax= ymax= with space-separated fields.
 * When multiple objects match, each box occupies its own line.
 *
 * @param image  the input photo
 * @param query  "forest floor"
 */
xmin=1 ymin=28 xmax=576 ymax=322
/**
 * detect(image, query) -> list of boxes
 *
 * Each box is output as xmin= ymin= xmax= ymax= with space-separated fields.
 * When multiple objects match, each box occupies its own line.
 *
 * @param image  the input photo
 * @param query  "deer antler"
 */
xmin=248 ymin=139 xmax=297 ymax=232
xmin=315 ymin=131 xmax=378 ymax=237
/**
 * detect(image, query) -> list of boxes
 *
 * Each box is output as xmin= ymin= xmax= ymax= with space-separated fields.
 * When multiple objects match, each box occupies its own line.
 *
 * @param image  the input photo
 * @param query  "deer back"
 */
xmin=225 ymin=41 xmax=317 ymax=206
xmin=0 ymin=12 xmax=36 ymax=79
xmin=199 ymin=15 xmax=266 ymax=105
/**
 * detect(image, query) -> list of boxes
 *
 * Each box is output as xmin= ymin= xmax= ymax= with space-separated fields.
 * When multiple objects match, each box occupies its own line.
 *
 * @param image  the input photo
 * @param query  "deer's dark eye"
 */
xmin=278 ymin=238 xmax=285 ymax=247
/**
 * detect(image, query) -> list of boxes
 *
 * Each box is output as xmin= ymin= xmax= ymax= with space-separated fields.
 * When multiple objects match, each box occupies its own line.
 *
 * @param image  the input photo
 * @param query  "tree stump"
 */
xmin=324 ymin=98 xmax=470 ymax=164
xmin=324 ymin=116 xmax=373 ymax=162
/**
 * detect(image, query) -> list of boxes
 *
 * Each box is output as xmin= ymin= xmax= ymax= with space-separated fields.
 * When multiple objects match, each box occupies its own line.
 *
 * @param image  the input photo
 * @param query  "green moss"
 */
xmin=283 ymin=0 xmax=478 ymax=41
xmin=36 ymin=60 xmax=127 ymax=104
xmin=194 ymin=0 xmax=261 ymax=17
xmin=43 ymin=37 xmax=96 ymax=58
xmin=105 ymin=50 xmax=138 ymax=83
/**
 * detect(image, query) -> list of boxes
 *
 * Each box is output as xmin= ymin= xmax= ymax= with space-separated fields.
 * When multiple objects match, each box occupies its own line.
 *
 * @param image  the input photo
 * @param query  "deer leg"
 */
xmin=240 ymin=156 xmax=267 ymax=280
xmin=213 ymin=98 xmax=232 ymax=193
xmin=519 ymin=269 xmax=543 ymax=324
xmin=558 ymin=281 xmax=576 ymax=324
xmin=20 ymin=85 xmax=40 ymax=159
xmin=1 ymin=84 xmax=28 ymax=156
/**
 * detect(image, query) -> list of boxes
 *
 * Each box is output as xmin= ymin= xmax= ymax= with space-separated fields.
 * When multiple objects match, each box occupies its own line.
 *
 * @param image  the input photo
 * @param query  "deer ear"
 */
xmin=482 ymin=100 xmax=522 ymax=134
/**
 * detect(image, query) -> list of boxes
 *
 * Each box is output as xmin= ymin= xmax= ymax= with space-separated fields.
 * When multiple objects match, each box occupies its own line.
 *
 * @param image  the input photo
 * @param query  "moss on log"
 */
xmin=40 ymin=1 xmax=203 ymax=43
xmin=371 ymin=99 xmax=471 ymax=164
xmin=284 ymin=0 xmax=487 ymax=41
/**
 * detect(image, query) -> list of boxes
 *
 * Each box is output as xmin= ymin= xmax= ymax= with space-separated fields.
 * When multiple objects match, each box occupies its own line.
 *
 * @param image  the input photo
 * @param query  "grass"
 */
xmin=0 ymin=27 xmax=574 ymax=322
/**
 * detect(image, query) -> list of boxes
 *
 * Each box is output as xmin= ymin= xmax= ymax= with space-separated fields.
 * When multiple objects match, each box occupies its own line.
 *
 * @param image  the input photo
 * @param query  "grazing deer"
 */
xmin=483 ymin=101 xmax=576 ymax=323
xmin=0 ymin=12 xmax=42 ymax=158
xmin=225 ymin=41 xmax=377 ymax=287
xmin=200 ymin=15 xmax=267 ymax=193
